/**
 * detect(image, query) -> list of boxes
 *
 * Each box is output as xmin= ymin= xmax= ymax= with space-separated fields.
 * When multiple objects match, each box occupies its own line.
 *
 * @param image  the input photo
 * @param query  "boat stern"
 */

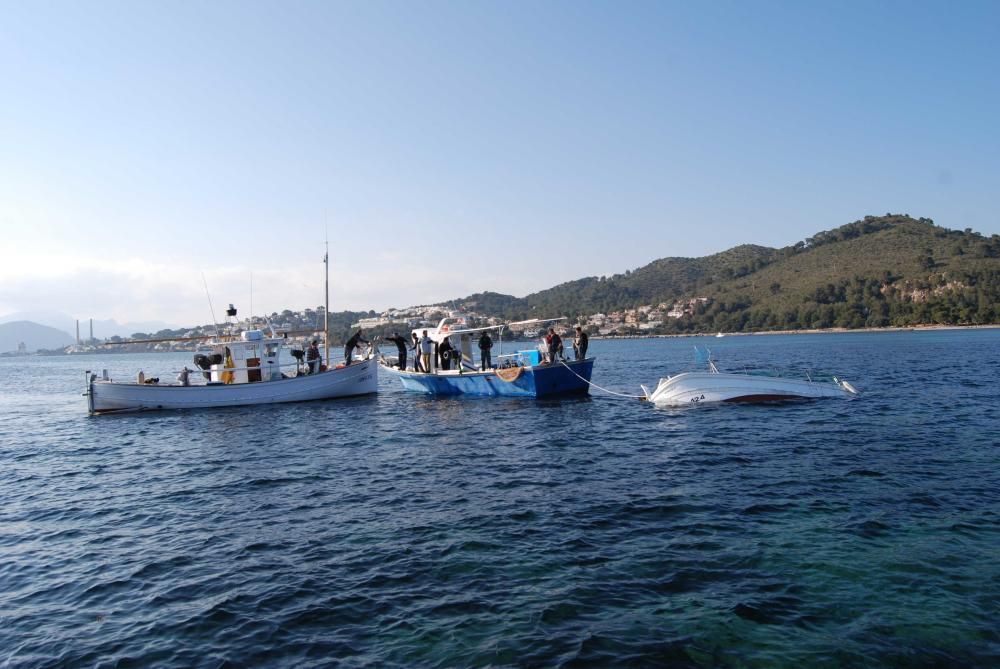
xmin=83 ymin=370 xmax=97 ymax=415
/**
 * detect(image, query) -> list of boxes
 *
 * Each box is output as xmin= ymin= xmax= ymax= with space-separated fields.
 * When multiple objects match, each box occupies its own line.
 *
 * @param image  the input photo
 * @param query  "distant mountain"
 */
xmin=0 ymin=321 xmax=74 ymax=353
xmin=0 ymin=310 xmax=76 ymax=334
xmin=0 ymin=311 xmax=177 ymax=339
xmin=447 ymin=215 xmax=1000 ymax=331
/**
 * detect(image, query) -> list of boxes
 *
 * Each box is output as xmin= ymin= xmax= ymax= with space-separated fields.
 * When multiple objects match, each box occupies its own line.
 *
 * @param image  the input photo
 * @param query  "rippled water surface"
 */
xmin=2 ymin=331 xmax=998 ymax=667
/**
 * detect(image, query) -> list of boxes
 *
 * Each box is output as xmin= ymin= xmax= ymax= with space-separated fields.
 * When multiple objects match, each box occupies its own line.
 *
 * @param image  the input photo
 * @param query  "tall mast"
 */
xmin=201 ymin=272 xmax=221 ymax=339
xmin=324 ymin=237 xmax=330 ymax=368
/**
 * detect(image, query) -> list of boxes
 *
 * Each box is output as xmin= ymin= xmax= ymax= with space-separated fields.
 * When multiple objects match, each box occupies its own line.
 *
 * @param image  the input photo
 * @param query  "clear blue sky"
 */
xmin=1 ymin=0 xmax=997 ymax=327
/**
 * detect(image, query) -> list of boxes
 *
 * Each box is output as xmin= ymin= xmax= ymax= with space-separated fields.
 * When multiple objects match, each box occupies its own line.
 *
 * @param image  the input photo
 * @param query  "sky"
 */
xmin=1 ymin=0 xmax=998 ymax=328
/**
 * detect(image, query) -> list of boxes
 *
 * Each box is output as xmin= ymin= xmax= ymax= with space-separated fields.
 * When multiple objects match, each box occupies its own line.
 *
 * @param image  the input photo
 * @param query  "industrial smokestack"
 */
xmin=76 ymin=320 xmax=80 ymax=345
xmin=89 ymin=318 xmax=93 ymax=342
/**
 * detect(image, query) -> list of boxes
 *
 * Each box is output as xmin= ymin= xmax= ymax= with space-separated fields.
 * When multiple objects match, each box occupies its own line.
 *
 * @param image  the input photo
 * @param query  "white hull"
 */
xmin=644 ymin=371 xmax=857 ymax=406
xmin=87 ymin=358 xmax=377 ymax=414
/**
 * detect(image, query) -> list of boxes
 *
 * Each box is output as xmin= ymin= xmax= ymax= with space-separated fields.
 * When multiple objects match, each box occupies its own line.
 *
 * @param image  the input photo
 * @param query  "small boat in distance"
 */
xmin=380 ymin=317 xmax=594 ymax=397
xmin=642 ymin=350 xmax=858 ymax=406
xmin=84 ymin=246 xmax=377 ymax=414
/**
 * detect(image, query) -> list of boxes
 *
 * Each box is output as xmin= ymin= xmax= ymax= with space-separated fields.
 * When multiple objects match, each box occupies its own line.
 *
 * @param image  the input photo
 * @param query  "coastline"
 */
xmin=13 ymin=323 xmax=1000 ymax=356
xmin=591 ymin=323 xmax=1000 ymax=340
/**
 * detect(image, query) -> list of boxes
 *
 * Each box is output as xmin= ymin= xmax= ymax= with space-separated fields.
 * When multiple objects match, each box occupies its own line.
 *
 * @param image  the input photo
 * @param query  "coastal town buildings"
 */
xmin=34 ymin=292 xmax=721 ymax=356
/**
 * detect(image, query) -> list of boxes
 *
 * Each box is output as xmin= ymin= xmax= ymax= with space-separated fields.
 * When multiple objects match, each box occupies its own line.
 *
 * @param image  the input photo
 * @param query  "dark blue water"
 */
xmin=2 ymin=330 xmax=998 ymax=667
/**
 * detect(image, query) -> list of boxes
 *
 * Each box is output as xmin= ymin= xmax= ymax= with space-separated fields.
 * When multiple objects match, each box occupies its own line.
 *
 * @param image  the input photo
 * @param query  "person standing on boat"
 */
xmin=438 ymin=336 xmax=454 ymax=371
xmin=385 ymin=332 xmax=408 ymax=370
xmin=411 ymin=333 xmax=423 ymax=372
xmin=344 ymin=330 xmax=369 ymax=366
xmin=306 ymin=340 xmax=322 ymax=373
xmin=419 ymin=330 xmax=434 ymax=373
xmin=478 ymin=330 xmax=493 ymax=370
xmin=547 ymin=328 xmax=563 ymax=363
xmin=573 ymin=326 xmax=589 ymax=360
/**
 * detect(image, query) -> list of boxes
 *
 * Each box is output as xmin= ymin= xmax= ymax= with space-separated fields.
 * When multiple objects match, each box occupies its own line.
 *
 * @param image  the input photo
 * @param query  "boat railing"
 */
xmin=99 ymin=359 xmax=346 ymax=384
xmin=172 ymin=348 xmax=376 ymax=376
xmin=720 ymin=364 xmax=840 ymax=382
xmin=174 ymin=360 xmax=303 ymax=374
xmin=495 ymin=351 xmax=539 ymax=368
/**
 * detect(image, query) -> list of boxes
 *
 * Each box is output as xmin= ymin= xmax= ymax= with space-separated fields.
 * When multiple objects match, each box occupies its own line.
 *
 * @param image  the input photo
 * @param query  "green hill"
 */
xmin=449 ymin=245 xmax=778 ymax=319
xmin=448 ymin=215 xmax=1000 ymax=331
xmin=699 ymin=215 xmax=1000 ymax=331
xmin=525 ymin=243 xmax=778 ymax=318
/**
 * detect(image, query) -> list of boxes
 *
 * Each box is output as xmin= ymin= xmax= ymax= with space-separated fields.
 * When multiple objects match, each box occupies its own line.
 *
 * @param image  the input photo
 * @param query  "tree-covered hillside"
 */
xmin=525 ymin=244 xmax=777 ymax=319
xmin=696 ymin=215 xmax=1000 ymax=331
xmin=448 ymin=245 xmax=777 ymax=320
xmin=449 ymin=215 xmax=1000 ymax=331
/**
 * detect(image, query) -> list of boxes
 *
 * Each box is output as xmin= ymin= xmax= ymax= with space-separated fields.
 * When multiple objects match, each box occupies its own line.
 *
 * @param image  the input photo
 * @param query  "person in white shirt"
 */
xmin=419 ymin=330 xmax=434 ymax=373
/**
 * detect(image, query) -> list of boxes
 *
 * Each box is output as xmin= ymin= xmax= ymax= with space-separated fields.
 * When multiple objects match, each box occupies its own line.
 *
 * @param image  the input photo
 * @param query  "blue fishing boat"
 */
xmin=379 ymin=317 xmax=595 ymax=397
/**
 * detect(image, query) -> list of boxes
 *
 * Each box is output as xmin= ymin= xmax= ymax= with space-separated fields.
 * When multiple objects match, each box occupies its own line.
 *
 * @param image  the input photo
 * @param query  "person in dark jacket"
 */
xmin=385 ymin=332 xmax=408 ymax=370
xmin=478 ymin=331 xmax=493 ymax=370
xmin=306 ymin=340 xmax=322 ymax=373
xmin=438 ymin=337 xmax=454 ymax=371
xmin=547 ymin=328 xmax=562 ymax=363
xmin=344 ymin=330 xmax=369 ymax=366
xmin=573 ymin=326 xmax=589 ymax=360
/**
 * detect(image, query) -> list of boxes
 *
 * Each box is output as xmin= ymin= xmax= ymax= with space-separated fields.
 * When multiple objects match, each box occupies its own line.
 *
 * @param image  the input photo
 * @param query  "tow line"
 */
xmin=559 ymin=361 xmax=646 ymax=400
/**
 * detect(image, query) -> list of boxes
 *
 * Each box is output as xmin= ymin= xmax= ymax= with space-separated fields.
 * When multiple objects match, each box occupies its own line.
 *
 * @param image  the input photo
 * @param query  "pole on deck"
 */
xmin=324 ymin=239 xmax=330 ymax=370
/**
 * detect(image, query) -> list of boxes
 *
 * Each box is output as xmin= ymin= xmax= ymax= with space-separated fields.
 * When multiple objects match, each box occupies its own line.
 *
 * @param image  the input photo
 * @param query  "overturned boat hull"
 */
xmin=86 ymin=358 xmax=378 ymax=414
xmin=381 ymin=358 xmax=594 ymax=397
xmin=643 ymin=371 xmax=857 ymax=406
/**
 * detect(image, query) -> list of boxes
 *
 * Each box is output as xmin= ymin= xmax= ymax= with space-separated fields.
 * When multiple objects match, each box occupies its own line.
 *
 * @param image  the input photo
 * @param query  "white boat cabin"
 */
xmin=410 ymin=316 xmax=477 ymax=370
xmin=192 ymin=329 xmax=290 ymax=384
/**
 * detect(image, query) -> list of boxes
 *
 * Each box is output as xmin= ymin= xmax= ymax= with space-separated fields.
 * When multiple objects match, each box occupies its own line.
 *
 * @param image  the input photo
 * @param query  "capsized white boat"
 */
xmin=642 ymin=357 xmax=858 ymax=406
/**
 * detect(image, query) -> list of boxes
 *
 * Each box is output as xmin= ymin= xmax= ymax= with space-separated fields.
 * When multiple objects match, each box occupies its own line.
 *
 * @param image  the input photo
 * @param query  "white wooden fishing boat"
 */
xmin=85 ymin=329 xmax=377 ymax=414
xmin=84 ymin=245 xmax=377 ymax=414
xmin=642 ymin=355 xmax=858 ymax=406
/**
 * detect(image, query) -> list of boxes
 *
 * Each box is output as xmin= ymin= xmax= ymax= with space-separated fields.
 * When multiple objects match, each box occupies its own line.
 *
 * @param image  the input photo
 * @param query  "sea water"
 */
xmin=1 ymin=330 xmax=998 ymax=667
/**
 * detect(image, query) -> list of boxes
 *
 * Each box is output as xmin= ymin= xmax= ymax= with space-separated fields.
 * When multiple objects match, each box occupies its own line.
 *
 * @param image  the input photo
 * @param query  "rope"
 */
xmin=559 ymin=361 xmax=646 ymax=400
